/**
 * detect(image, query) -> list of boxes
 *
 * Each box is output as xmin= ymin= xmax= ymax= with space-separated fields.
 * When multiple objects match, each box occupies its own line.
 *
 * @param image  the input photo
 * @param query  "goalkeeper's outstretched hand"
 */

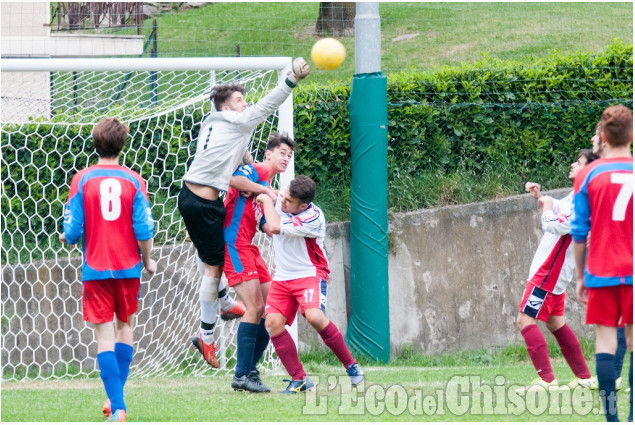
xmin=288 ymin=57 xmax=310 ymax=84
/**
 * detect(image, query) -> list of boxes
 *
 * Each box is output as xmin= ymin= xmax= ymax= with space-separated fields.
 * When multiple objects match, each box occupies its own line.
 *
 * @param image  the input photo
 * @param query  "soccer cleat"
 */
xmin=562 ymin=376 xmax=598 ymax=390
xmin=346 ymin=362 xmax=365 ymax=386
xmin=220 ymin=299 xmax=246 ymax=321
xmin=102 ymin=399 xmax=111 ymax=418
xmin=514 ymin=377 xmax=559 ymax=394
xmin=616 ymin=376 xmax=623 ymax=391
xmin=191 ymin=333 xmax=220 ymax=368
xmin=280 ymin=377 xmax=315 ymax=394
xmin=231 ymin=373 xmax=271 ymax=393
xmin=106 ymin=409 xmax=126 ymax=422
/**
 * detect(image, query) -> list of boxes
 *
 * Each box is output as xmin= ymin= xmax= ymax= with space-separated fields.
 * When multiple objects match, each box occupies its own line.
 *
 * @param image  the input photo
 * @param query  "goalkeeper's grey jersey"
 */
xmin=183 ymin=80 xmax=294 ymax=192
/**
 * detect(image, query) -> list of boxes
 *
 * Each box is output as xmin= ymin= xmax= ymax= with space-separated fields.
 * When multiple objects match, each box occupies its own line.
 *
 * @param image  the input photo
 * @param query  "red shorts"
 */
xmin=518 ymin=281 xmax=565 ymax=322
xmin=83 ymin=278 xmax=140 ymax=324
xmin=223 ymin=244 xmax=271 ymax=286
xmin=265 ymin=276 xmax=327 ymax=326
xmin=586 ymin=285 xmax=633 ymax=327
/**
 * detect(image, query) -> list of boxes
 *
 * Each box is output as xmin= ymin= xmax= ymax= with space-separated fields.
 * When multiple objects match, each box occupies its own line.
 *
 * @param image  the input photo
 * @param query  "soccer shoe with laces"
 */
xmin=102 ymin=399 xmax=111 ymax=418
xmin=106 ymin=409 xmax=126 ymax=422
xmin=191 ymin=333 xmax=220 ymax=368
xmin=280 ymin=377 xmax=315 ymax=394
xmin=514 ymin=377 xmax=559 ymax=394
xmin=231 ymin=373 xmax=271 ymax=393
xmin=561 ymin=376 xmax=598 ymax=390
xmin=346 ymin=362 xmax=365 ymax=386
xmin=220 ymin=299 xmax=246 ymax=321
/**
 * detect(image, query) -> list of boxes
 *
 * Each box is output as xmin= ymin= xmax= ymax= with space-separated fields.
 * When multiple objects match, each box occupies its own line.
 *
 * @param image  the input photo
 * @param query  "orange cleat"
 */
xmin=221 ymin=299 xmax=246 ymax=321
xmin=102 ymin=399 xmax=111 ymax=418
xmin=192 ymin=333 xmax=220 ymax=368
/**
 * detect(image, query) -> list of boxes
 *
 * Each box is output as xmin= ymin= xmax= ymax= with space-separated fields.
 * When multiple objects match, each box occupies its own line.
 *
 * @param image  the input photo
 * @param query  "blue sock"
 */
xmin=596 ymin=353 xmax=618 ymax=422
xmin=251 ymin=319 xmax=270 ymax=371
xmin=115 ymin=343 xmax=134 ymax=387
xmin=615 ymin=327 xmax=626 ymax=378
xmin=97 ymin=351 xmax=125 ymax=413
xmin=235 ymin=322 xmax=258 ymax=377
xmin=629 ymin=352 xmax=633 ymax=422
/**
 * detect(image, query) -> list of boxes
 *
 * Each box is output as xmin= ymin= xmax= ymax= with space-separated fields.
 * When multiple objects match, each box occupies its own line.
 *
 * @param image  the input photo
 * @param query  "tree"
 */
xmin=315 ymin=2 xmax=355 ymax=37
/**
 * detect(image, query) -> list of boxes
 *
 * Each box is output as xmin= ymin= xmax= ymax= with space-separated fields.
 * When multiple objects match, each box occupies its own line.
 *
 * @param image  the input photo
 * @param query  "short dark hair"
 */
xmin=576 ymin=149 xmax=598 ymax=165
xmin=601 ymin=105 xmax=633 ymax=148
xmin=210 ymin=83 xmax=245 ymax=111
xmin=289 ymin=175 xmax=316 ymax=205
xmin=92 ymin=117 xmax=128 ymax=158
xmin=266 ymin=133 xmax=298 ymax=152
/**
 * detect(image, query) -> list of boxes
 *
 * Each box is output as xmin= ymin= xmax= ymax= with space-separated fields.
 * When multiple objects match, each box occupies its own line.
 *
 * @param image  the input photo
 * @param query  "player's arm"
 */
xmin=539 ymin=196 xmax=571 ymax=235
xmin=230 ymin=175 xmax=276 ymax=201
xmin=61 ymin=175 xmax=85 ymax=245
xmin=573 ymin=241 xmax=587 ymax=304
xmin=233 ymin=58 xmax=310 ymax=129
xmin=255 ymin=194 xmax=280 ymax=234
xmin=137 ymin=239 xmax=157 ymax=274
xmin=132 ymin=179 xmax=156 ymax=273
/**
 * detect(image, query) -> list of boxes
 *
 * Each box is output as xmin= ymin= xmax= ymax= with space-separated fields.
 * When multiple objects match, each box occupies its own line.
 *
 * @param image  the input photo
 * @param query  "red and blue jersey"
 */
xmin=223 ymin=163 xmax=269 ymax=272
xmin=572 ymin=157 xmax=633 ymax=288
xmin=63 ymin=164 xmax=155 ymax=281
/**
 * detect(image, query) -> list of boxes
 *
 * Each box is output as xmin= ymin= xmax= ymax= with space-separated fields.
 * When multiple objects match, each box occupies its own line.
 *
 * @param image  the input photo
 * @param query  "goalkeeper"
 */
xmin=177 ymin=58 xmax=310 ymax=369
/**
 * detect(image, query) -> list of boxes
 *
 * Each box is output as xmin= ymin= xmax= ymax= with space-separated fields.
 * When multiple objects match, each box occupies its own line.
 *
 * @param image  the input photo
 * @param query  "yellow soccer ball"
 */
xmin=310 ymin=38 xmax=346 ymax=71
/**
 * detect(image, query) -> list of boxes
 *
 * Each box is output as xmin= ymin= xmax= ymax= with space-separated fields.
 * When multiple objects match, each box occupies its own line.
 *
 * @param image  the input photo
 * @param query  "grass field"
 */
xmin=111 ymin=2 xmax=633 ymax=84
xmin=2 ymin=343 xmax=632 ymax=422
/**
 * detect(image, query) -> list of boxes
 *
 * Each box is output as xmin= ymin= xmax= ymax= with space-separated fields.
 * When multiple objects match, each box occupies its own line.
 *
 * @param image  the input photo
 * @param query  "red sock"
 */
xmin=318 ymin=321 xmax=355 ymax=368
xmin=521 ymin=324 xmax=555 ymax=382
xmin=270 ymin=330 xmax=306 ymax=380
xmin=552 ymin=324 xmax=591 ymax=379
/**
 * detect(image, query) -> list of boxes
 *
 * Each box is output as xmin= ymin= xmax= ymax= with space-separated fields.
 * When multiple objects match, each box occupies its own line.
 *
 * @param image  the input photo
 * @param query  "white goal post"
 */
xmin=1 ymin=57 xmax=297 ymax=381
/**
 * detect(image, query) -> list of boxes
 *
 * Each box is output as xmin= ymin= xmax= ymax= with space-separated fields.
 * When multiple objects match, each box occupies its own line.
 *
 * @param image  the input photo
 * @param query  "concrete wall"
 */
xmin=298 ymin=188 xmax=592 ymax=354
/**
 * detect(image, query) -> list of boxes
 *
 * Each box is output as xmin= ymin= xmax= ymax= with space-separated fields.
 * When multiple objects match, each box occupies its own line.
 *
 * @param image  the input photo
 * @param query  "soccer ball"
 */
xmin=310 ymin=38 xmax=346 ymax=71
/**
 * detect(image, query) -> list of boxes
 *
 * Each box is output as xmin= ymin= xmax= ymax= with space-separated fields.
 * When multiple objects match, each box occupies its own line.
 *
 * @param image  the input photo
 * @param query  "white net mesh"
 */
xmin=1 ymin=59 xmax=291 ymax=381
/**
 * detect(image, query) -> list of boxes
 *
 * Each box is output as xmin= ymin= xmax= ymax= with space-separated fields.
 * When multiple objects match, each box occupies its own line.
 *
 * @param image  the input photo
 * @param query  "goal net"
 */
xmin=1 ymin=57 xmax=295 ymax=381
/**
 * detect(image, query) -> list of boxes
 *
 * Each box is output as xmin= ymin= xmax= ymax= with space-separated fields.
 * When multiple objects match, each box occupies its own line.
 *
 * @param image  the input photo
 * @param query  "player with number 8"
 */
xmin=60 ymin=117 xmax=157 ymax=422
xmin=572 ymin=105 xmax=634 ymax=422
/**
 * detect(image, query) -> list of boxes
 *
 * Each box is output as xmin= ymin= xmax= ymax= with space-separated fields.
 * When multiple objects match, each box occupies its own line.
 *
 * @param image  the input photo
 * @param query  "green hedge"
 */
xmin=2 ymin=40 xmax=632 ymax=263
xmin=292 ymin=39 xmax=633 ymax=188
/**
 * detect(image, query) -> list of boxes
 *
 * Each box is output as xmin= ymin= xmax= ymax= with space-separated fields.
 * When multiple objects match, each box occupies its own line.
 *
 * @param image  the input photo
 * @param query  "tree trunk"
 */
xmin=315 ymin=2 xmax=355 ymax=37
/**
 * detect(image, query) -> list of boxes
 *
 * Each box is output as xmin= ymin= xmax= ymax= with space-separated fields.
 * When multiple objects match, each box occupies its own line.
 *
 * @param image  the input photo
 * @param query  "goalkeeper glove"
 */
xmin=287 ymin=57 xmax=310 ymax=85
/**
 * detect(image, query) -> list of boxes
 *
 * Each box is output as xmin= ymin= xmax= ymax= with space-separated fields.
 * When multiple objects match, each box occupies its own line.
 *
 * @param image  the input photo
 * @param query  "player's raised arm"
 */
xmin=255 ymin=194 xmax=280 ymax=234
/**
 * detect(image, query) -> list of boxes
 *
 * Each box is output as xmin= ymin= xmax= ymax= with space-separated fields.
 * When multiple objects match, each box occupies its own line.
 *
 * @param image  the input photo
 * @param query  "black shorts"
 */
xmin=177 ymin=184 xmax=226 ymax=266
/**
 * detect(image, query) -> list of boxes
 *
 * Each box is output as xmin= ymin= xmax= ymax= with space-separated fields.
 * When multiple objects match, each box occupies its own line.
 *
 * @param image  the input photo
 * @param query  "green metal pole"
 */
xmin=345 ymin=3 xmax=390 ymax=363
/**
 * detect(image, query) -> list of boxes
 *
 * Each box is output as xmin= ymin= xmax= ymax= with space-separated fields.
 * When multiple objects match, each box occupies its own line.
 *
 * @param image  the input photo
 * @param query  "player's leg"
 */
xmin=515 ymin=283 xmax=557 ymax=392
xmin=197 ymin=257 xmax=245 ymax=321
xmin=300 ymin=277 xmax=364 ymax=386
xmin=84 ymin=279 xmax=126 ymax=420
xmin=231 ymin=278 xmax=269 ymax=392
xmin=545 ymin=303 xmax=592 ymax=387
xmin=251 ymin=280 xmax=271 ymax=373
xmin=265 ymin=281 xmax=312 ymax=393
xmin=178 ymin=184 xmax=224 ymax=367
xmin=588 ymin=286 xmax=622 ymax=422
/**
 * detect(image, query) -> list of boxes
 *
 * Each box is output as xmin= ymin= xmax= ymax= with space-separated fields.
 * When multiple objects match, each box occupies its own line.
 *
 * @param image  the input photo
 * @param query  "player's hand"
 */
xmin=525 ymin=182 xmax=541 ymax=200
xmin=143 ymin=258 xmax=157 ymax=275
xmin=255 ymin=193 xmax=270 ymax=204
xmin=264 ymin=187 xmax=277 ymax=202
xmin=242 ymin=150 xmax=254 ymax=165
xmin=59 ymin=232 xmax=67 ymax=244
xmin=576 ymin=275 xmax=587 ymax=304
xmin=240 ymin=191 xmax=254 ymax=199
xmin=287 ymin=57 xmax=310 ymax=84
xmin=537 ymin=196 xmax=553 ymax=211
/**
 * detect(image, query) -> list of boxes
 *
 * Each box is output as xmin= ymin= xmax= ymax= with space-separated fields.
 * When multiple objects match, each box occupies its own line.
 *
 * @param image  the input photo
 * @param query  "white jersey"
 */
xmin=271 ymin=192 xmax=330 ymax=281
xmin=527 ymin=191 xmax=575 ymax=295
xmin=182 ymin=81 xmax=294 ymax=192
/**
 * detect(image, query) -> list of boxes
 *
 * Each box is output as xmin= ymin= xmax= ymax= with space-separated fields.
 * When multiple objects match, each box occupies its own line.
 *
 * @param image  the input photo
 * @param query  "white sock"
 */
xmin=199 ymin=276 xmax=220 ymax=342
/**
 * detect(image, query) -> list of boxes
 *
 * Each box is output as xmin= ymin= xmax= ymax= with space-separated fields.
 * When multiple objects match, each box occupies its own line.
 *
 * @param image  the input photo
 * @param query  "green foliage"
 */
xmin=294 ymin=40 xmax=633 ymax=220
xmin=2 ymin=41 xmax=632 ymax=261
